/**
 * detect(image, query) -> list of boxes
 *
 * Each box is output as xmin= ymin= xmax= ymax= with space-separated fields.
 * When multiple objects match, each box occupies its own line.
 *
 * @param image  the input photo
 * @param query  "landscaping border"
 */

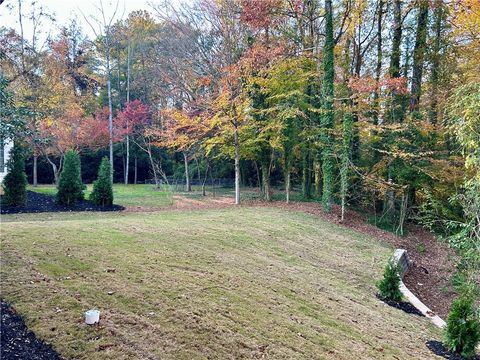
xmin=393 ymin=249 xmax=446 ymax=328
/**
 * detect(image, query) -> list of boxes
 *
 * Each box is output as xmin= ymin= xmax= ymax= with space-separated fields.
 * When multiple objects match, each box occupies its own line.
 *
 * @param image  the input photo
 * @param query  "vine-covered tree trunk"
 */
xmin=341 ymin=111 xmax=353 ymax=221
xmin=410 ymin=0 xmax=429 ymax=113
xmin=320 ymin=0 xmax=335 ymax=212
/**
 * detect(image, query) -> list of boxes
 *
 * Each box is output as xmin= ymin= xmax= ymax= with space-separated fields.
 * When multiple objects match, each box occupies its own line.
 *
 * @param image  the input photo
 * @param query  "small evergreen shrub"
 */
xmin=445 ymin=294 xmax=480 ymax=359
xmin=2 ymin=143 xmax=27 ymax=207
xmin=377 ymin=260 xmax=403 ymax=302
xmin=57 ymin=150 xmax=84 ymax=206
xmin=90 ymin=157 xmax=113 ymax=206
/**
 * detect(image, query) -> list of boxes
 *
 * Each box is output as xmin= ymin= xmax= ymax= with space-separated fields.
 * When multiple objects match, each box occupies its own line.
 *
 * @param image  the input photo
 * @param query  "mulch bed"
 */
xmin=376 ymin=294 xmax=425 ymax=317
xmin=426 ymin=340 xmax=480 ymax=360
xmin=1 ymin=301 xmax=61 ymax=360
xmin=1 ymin=191 xmax=124 ymax=214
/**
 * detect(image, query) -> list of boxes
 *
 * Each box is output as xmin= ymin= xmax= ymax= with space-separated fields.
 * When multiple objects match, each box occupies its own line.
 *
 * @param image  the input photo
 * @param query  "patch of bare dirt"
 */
xmin=124 ymin=194 xmax=234 ymax=213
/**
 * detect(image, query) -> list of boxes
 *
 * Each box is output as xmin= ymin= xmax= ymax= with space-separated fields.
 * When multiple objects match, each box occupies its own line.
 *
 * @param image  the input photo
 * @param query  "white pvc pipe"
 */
xmin=85 ymin=310 xmax=100 ymax=325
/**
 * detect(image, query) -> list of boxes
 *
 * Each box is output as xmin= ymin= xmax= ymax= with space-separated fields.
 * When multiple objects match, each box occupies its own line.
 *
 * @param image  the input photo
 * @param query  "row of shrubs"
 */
xmin=2 ymin=144 xmax=113 ymax=207
xmin=378 ymin=260 xmax=479 ymax=359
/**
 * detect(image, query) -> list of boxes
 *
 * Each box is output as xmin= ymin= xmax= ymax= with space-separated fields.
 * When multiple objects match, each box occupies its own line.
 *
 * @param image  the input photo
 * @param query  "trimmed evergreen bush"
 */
xmin=377 ymin=260 xmax=403 ymax=302
xmin=2 ymin=143 xmax=27 ymax=207
xmin=57 ymin=150 xmax=84 ymax=206
xmin=445 ymin=294 xmax=480 ymax=359
xmin=90 ymin=156 xmax=113 ymax=206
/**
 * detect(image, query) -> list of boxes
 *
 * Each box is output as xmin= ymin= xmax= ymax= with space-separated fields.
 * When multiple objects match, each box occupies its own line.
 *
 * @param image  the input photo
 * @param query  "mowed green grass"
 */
xmin=0 ymin=208 xmax=440 ymax=359
xmin=28 ymin=184 xmax=173 ymax=208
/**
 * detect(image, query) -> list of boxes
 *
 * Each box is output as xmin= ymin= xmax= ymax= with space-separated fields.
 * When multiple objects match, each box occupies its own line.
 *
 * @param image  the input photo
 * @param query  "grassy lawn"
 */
xmin=28 ymin=184 xmax=174 ymax=208
xmin=0 ymin=207 xmax=440 ymax=359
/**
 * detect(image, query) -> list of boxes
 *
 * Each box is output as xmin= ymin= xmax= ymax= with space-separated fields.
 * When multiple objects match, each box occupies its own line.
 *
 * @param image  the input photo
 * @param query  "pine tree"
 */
xmin=56 ymin=150 xmax=84 ymax=206
xmin=90 ymin=157 xmax=113 ymax=206
xmin=2 ymin=143 xmax=27 ymax=207
xmin=377 ymin=260 xmax=403 ymax=302
xmin=445 ymin=294 xmax=480 ymax=359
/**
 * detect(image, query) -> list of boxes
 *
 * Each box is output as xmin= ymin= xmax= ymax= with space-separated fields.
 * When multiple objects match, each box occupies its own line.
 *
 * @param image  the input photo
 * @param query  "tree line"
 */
xmin=1 ymin=0 xmax=478 ymax=280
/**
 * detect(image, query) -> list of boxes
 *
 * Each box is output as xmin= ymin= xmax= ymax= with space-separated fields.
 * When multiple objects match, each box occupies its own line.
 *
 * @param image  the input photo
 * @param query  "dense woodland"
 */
xmin=0 ymin=1 xmax=478 ymax=277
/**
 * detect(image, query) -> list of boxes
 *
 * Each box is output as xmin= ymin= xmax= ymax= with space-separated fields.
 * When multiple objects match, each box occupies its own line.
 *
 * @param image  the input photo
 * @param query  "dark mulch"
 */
xmin=1 ymin=301 xmax=62 ymax=360
xmin=426 ymin=340 xmax=480 ymax=360
xmin=376 ymin=294 xmax=425 ymax=317
xmin=0 ymin=191 xmax=124 ymax=214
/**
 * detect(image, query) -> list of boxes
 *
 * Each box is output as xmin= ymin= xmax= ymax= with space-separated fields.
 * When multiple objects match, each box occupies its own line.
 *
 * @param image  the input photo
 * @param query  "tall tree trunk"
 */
xmin=304 ymin=0 xmax=316 ymax=54
xmin=387 ymin=0 xmax=404 ymax=123
xmin=321 ymin=0 xmax=335 ymax=212
xmin=314 ymin=157 xmax=321 ymax=197
xmin=234 ymin=123 xmax=240 ymax=205
xmin=125 ymin=42 xmax=131 ymax=185
xmin=410 ymin=0 xmax=429 ymax=113
xmin=122 ymin=155 xmax=125 ymax=184
xmin=340 ymin=34 xmax=354 ymax=221
xmin=33 ymin=154 xmax=37 ymax=187
xmin=429 ymin=0 xmax=443 ymax=124
xmin=183 ymin=152 xmax=191 ymax=192
xmin=302 ymin=146 xmax=312 ymax=198
xmin=202 ymin=161 xmax=209 ymax=196
xmin=340 ymin=112 xmax=353 ymax=221
xmin=254 ymin=160 xmax=261 ymax=189
xmin=351 ymin=29 xmax=361 ymax=162
xmin=373 ymin=0 xmax=384 ymax=125
xmin=285 ymin=171 xmax=291 ymax=203
xmin=45 ymin=155 xmax=59 ymax=185
xmin=389 ymin=0 xmax=402 ymax=79
xmin=106 ymin=31 xmax=114 ymax=184
xmin=134 ymin=156 xmax=137 ymax=184
xmin=147 ymin=144 xmax=158 ymax=187
xmin=261 ymin=161 xmax=271 ymax=201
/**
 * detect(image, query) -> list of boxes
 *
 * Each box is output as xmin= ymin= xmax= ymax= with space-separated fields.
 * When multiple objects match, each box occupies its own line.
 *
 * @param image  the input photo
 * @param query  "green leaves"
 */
xmin=56 ymin=150 xmax=84 ymax=206
xmin=377 ymin=260 xmax=403 ymax=302
xmin=445 ymin=294 xmax=480 ymax=359
xmin=2 ymin=143 xmax=27 ymax=207
xmin=90 ymin=157 xmax=114 ymax=207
